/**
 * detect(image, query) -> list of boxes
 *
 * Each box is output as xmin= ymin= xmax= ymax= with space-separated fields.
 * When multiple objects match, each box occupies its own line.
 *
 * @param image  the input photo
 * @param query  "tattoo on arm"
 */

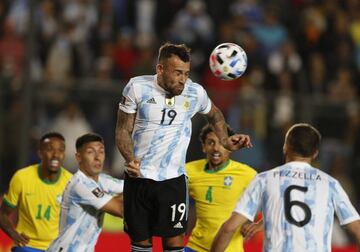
xmin=115 ymin=109 xmax=136 ymax=163
xmin=205 ymin=103 xmax=228 ymax=143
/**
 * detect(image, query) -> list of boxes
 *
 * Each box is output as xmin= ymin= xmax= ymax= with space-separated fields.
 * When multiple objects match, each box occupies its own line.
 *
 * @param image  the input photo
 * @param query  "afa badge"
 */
xmin=165 ymin=97 xmax=175 ymax=107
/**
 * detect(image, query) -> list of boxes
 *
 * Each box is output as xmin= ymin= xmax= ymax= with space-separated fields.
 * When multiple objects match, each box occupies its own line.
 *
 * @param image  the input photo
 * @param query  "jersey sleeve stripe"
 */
xmin=2 ymin=197 xmax=16 ymax=208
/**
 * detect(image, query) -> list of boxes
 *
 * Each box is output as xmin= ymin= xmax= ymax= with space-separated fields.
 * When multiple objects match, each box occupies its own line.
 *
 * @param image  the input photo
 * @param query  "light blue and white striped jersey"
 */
xmin=47 ymin=170 xmax=123 ymax=252
xmin=234 ymin=161 xmax=360 ymax=252
xmin=119 ymin=75 xmax=212 ymax=181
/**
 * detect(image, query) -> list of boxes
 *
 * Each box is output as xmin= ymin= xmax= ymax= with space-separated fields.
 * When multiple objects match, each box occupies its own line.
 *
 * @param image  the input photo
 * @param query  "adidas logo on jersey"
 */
xmin=173 ymin=222 xmax=183 ymax=229
xmin=146 ymin=98 xmax=156 ymax=104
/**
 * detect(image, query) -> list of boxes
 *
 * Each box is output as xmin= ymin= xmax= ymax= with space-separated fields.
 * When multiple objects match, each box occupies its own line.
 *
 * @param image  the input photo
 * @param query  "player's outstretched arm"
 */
xmin=100 ymin=194 xmax=124 ymax=217
xmin=115 ymin=109 xmax=140 ymax=177
xmin=205 ymin=103 xmax=252 ymax=151
xmin=0 ymin=203 xmax=29 ymax=246
xmin=210 ymin=212 xmax=248 ymax=252
xmin=345 ymin=220 xmax=360 ymax=251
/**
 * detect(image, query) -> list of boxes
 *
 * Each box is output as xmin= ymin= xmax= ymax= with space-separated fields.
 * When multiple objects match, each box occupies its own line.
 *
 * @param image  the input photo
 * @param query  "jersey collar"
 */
xmin=37 ymin=164 xmax=62 ymax=184
xmin=286 ymin=161 xmax=313 ymax=169
xmin=204 ymin=160 xmax=231 ymax=174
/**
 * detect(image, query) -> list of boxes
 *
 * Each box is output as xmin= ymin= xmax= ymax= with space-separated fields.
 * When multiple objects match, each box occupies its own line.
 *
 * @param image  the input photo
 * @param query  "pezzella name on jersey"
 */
xmin=274 ymin=170 xmax=322 ymax=181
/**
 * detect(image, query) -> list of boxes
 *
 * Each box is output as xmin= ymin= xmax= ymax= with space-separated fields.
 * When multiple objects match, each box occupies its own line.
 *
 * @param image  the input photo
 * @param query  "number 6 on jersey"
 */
xmin=284 ymin=185 xmax=312 ymax=227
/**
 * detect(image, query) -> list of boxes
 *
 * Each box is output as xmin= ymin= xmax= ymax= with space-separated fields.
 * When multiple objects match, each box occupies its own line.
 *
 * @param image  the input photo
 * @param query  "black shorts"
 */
xmin=123 ymin=174 xmax=188 ymax=242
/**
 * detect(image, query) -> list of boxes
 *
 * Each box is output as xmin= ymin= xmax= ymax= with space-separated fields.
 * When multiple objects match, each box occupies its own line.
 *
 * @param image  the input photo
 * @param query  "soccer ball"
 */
xmin=209 ymin=43 xmax=247 ymax=80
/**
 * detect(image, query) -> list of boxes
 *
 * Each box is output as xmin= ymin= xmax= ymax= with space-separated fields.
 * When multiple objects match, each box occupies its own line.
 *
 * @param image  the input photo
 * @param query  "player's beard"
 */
xmin=160 ymin=76 xmax=184 ymax=96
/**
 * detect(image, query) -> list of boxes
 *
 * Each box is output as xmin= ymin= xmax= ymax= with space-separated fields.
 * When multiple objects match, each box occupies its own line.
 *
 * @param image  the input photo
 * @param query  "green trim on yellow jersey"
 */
xmin=204 ymin=160 xmax=230 ymax=173
xmin=3 ymin=164 xmax=72 ymax=250
xmin=186 ymin=159 xmax=257 ymax=252
xmin=2 ymin=197 xmax=16 ymax=208
xmin=37 ymin=164 xmax=62 ymax=184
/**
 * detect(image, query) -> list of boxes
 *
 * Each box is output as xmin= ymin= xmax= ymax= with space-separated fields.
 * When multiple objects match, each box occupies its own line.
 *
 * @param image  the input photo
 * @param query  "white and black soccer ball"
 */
xmin=209 ymin=43 xmax=247 ymax=80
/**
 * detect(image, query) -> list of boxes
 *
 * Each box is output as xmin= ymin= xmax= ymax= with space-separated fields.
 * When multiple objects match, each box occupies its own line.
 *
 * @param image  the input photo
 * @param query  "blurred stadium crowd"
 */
xmin=1 ymin=0 xmax=360 ymax=241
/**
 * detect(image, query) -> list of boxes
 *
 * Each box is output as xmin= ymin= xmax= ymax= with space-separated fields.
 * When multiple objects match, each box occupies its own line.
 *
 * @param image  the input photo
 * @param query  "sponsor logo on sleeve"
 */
xmin=92 ymin=187 xmax=105 ymax=198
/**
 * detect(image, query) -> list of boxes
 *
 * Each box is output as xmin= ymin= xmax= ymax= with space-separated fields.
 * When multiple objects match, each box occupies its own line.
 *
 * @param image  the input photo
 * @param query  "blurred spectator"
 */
xmin=350 ymin=8 xmax=360 ymax=70
xmin=0 ymin=1 xmax=10 ymax=28
xmin=271 ymin=71 xmax=295 ymax=128
xmin=0 ymin=19 xmax=24 ymax=91
xmin=44 ymin=23 xmax=73 ymax=82
xmin=297 ymin=3 xmax=327 ymax=58
xmin=112 ymin=28 xmax=137 ymax=80
xmin=62 ymin=0 xmax=98 ymax=44
xmin=154 ymin=0 xmax=186 ymax=39
xmin=50 ymin=101 xmax=92 ymax=172
xmin=133 ymin=43 xmax=156 ymax=76
xmin=169 ymin=0 xmax=215 ymax=71
xmin=268 ymin=71 xmax=295 ymax=166
xmin=230 ymin=0 xmax=263 ymax=26
xmin=170 ymin=0 xmax=214 ymax=46
xmin=202 ymin=68 xmax=242 ymax=117
xmin=251 ymin=7 xmax=287 ymax=59
xmin=305 ymin=52 xmax=327 ymax=95
xmin=0 ymin=99 xmax=23 ymax=193
xmin=135 ymin=0 xmax=156 ymax=43
xmin=267 ymin=39 xmax=305 ymax=92
xmin=328 ymin=67 xmax=358 ymax=105
xmin=227 ymin=77 xmax=267 ymax=170
xmin=6 ymin=0 xmax=29 ymax=36
xmin=37 ymin=0 xmax=59 ymax=66
xmin=322 ymin=10 xmax=355 ymax=74
xmin=314 ymin=67 xmax=358 ymax=172
xmin=90 ymin=0 xmax=117 ymax=57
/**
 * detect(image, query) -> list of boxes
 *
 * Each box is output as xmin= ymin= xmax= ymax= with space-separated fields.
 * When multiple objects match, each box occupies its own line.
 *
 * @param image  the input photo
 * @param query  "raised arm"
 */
xmin=210 ymin=212 xmax=249 ymax=252
xmin=115 ymin=109 xmax=140 ymax=177
xmin=205 ymin=103 xmax=252 ymax=151
xmin=0 ymin=203 xmax=29 ymax=246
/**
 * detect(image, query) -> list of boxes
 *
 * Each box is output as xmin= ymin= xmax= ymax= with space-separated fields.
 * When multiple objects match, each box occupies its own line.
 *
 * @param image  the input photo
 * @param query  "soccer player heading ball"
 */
xmin=116 ymin=42 xmax=252 ymax=252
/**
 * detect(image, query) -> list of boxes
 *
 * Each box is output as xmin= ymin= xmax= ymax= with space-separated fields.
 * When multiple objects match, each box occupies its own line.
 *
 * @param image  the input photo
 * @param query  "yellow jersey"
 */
xmin=3 ymin=164 xmax=72 ymax=250
xmin=186 ymin=159 xmax=257 ymax=252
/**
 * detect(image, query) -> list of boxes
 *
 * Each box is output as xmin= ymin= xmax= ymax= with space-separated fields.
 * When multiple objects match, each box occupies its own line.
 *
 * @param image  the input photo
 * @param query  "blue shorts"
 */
xmin=12 ymin=247 xmax=45 ymax=252
xmin=184 ymin=247 xmax=196 ymax=252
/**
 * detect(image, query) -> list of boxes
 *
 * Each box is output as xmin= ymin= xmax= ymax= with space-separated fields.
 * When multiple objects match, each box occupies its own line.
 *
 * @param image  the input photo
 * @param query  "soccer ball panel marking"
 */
xmin=209 ymin=43 xmax=248 ymax=81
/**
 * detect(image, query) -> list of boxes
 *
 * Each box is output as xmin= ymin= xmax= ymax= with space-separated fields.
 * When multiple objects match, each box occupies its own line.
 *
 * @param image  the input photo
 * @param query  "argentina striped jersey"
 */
xmin=119 ymin=75 xmax=212 ymax=181
xmin=47 ymin=170 xmax=124 ymax=252
xmin=234 ymin=161 xmax=360 ymax=252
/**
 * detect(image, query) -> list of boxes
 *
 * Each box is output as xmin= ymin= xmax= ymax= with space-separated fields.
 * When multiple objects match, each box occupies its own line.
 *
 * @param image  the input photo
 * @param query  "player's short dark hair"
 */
xmin=285 ymin=123 xmax=321 ymax=157
xmin=76 ymin=133 xmax=104 ymax=151
xmin=199 ymin=124 xmax=235 ymax=144
xmin=40 ymin=132 xmax=65 ymax=145
xmin=158 ymin=42 xmax=191 ymax=63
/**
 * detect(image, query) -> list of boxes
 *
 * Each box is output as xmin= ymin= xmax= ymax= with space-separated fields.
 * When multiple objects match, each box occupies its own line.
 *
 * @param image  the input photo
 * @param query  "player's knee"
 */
xmin=131 ymin=243 xmax=152 ymax=252
xmin=163 ymin=246 xmax=185 ymax=252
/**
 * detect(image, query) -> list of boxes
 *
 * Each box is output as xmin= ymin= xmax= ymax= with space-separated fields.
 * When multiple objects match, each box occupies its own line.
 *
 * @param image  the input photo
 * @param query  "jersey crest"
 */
xmin=165 ymin=97 xmax=175 ymax=107
xmin=224 ymin=176 xmax=233 ymax=186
